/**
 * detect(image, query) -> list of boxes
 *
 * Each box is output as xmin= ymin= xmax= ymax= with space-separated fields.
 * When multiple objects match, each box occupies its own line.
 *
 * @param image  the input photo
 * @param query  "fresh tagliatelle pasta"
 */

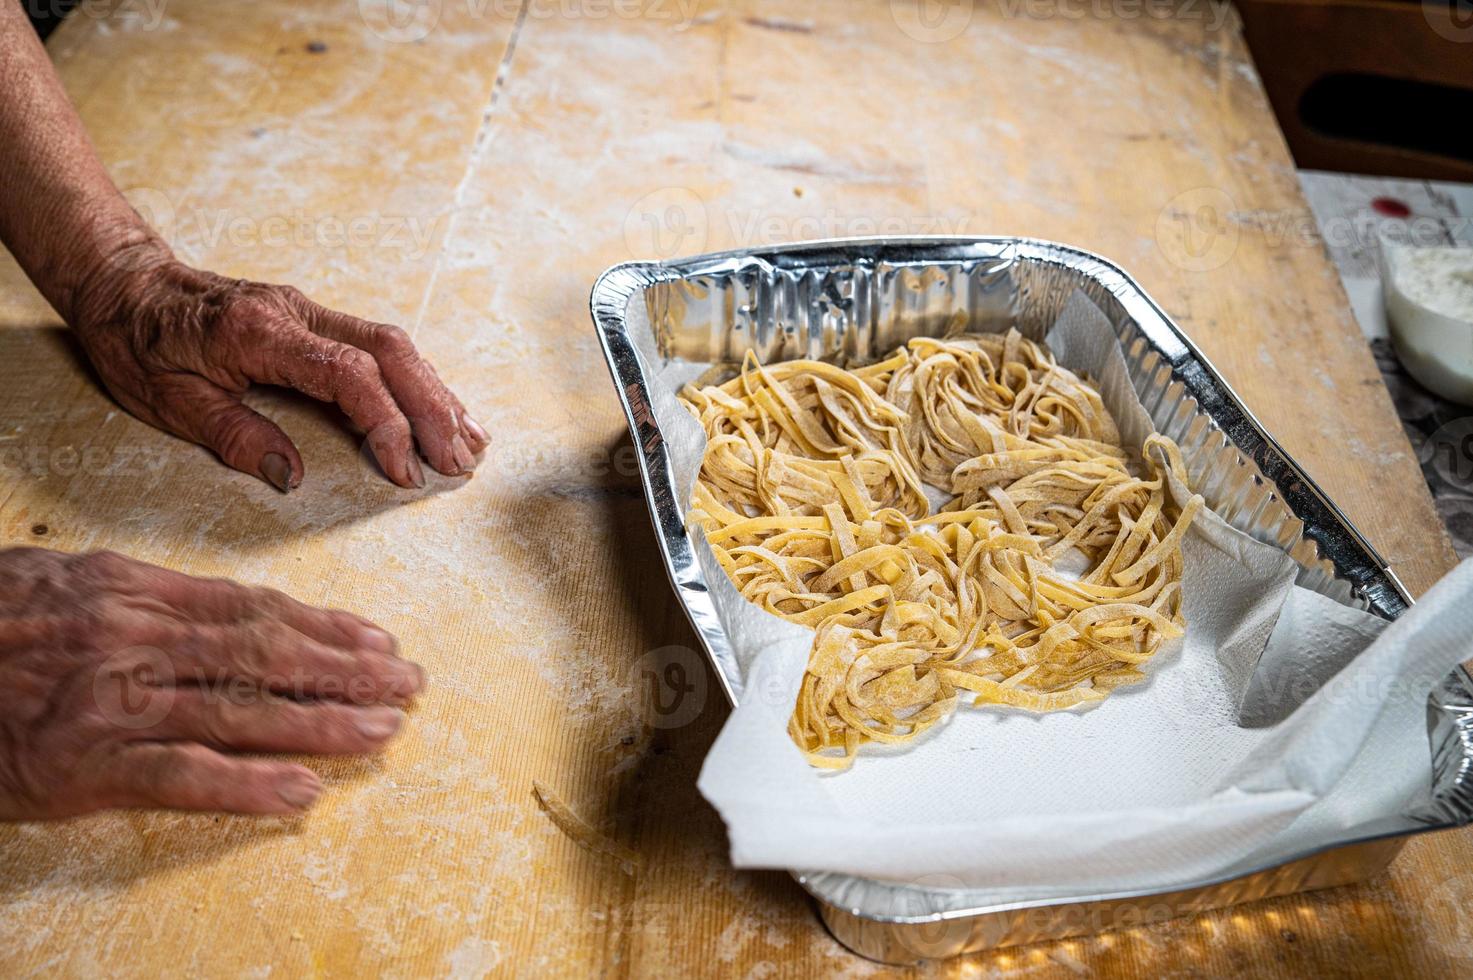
xmin=679 ymin=330 xmax=1204 ymax=770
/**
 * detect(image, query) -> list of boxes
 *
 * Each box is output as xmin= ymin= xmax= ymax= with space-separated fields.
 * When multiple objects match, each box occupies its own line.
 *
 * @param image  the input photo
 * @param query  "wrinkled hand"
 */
xmin=70 ymin=255 xmax=489 ymax=491
xmin=0 ymin=548 xmax=425 ymax=819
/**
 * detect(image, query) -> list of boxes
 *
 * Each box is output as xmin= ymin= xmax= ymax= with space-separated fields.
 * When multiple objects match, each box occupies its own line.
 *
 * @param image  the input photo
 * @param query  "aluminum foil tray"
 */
xmin=590 ymin=237 xmax=1473 ymax=964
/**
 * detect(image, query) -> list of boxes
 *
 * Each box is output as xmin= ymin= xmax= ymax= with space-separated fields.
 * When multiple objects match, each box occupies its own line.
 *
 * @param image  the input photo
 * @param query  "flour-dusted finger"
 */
xmin=50 ymin=563 xmax=419 ymax=707
xmin=302 ymin=302 xmax=486 ymax=472
xmin=235 ymin=309 xmax=424 ymax=488
xmin=137 ymin=619 xmax=422 ymax=705
xmin=146 ymin=374 xmax=303 ymax=491
xmin=140 ymin=568 xmax=402 ymax=656
xmin=106 ymin=742 xmax=322 ymax=814
xmin=140 ymin=688 xmax=404 ymax=755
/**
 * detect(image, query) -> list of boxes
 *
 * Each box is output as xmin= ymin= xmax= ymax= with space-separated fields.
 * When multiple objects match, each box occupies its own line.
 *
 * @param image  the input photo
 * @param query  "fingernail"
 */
xmin=451 ymin=435 xmax=475 ymax=474
xmin=406 ymin=452 xmax=426 ymax=489
xmin=379 ymin=657 xmax=426 ymax=701
xmin=402 ymin=659 xmax=427 ymax=692
xmin=261 ymin=453 xmax=293 ymax=493
xmin=278 ymin=771 xmax=321 ymax=810
xmin=361 ymin=626 xmax=396 ymax=654
xmin=463 ymin=414 xmax=490 ymax=446
xmin=358 ymin=707 xmax=404 ymax=740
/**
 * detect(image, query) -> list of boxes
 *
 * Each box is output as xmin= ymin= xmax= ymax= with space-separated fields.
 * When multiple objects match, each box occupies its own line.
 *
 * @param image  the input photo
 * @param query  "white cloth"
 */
xmin=651 ymin=293 xmax=1467 ymax=898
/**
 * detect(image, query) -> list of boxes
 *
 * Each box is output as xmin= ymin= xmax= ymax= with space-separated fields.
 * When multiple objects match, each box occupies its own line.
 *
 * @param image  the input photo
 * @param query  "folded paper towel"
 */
xmin=678 ymin=292 xmax=1471 ymax=897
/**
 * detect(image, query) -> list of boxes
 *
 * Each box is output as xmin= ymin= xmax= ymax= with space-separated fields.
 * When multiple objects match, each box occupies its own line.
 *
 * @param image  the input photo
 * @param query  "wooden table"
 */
xmin=1 ymin=1 xmax=1467 ymax=975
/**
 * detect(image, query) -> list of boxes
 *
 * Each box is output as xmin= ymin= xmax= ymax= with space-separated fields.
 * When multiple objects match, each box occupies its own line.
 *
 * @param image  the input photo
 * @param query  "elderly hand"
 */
xmin=1 ymin=3 xmax=486 ymax=492
xmin=68 ymin=251 xmax=489 ymax=491
xmin=0 ymin=548 xmax=425 ymax=819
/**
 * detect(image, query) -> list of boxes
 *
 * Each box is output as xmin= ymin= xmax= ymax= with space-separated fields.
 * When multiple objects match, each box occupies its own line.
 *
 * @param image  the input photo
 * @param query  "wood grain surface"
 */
xmin=0 ymin=1 xmax=1468 ymax=976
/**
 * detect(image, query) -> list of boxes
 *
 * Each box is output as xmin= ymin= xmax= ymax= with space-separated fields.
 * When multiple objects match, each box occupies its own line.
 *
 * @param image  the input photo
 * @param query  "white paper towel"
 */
xmin=662 ymin=292 xmax=1471 ymax=897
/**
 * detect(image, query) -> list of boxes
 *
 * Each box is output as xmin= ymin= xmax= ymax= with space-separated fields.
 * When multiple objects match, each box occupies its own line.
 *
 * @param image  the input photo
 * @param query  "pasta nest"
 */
xmin=680 ymin=331 xmax=1203 ymax=770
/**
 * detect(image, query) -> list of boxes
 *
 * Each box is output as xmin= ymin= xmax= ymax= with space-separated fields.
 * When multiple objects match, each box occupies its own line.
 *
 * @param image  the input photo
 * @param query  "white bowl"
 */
xmin=1381 ymin=242 xmax=1473 ymax=406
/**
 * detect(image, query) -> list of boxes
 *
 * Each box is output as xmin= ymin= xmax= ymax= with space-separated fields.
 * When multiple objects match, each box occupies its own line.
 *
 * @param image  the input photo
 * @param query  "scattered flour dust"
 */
xmin=1047 ymin=943 xmax=1091 ymax=974
xmin=444 ymin=936 xmax=503 ymax=979
xmin=1347 ymin=436 xmax=1407 ymax=468
xmin=716 ymin=916 xmax=759 ymax=963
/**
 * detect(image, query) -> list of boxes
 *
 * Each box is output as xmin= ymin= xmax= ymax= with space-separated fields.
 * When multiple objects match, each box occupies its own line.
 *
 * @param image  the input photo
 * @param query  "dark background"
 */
xmin=26 ymin=0 xmax=78 ymax=40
